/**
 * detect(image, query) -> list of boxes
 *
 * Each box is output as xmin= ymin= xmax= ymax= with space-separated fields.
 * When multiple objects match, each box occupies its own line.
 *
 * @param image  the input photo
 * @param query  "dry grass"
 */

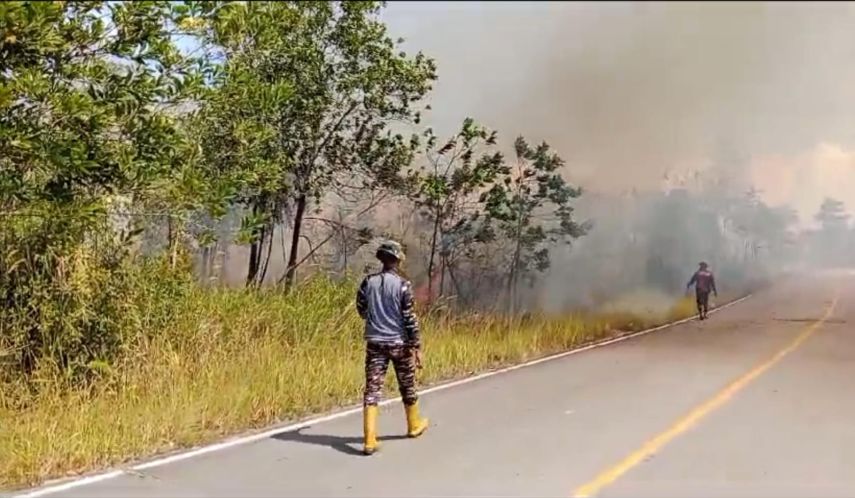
xmin=0 ymin=278 xmax=734 ymax=491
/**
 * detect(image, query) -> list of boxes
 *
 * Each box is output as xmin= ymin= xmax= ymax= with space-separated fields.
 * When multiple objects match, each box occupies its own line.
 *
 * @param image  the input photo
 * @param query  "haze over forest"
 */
xmin=383 ymin=1 xmax=855 ymax=226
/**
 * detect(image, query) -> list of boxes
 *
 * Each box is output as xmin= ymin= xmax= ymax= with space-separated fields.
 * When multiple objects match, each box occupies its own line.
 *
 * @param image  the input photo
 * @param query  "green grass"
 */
xmin=0 ymin=278 xmax=734 ymax=491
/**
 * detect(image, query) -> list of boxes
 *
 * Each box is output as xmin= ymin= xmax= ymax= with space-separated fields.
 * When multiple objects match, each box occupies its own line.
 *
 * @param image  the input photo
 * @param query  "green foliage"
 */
xmin=409 ymin=118 xmax=506 ymax=299
xmin=0 ymin=1 xmax=204 ymax=213
xmin=191 ymin=3 xmax=295 ymax=218
xmin=195 ymin=1 xmax=437 ymax=286
xmin=0 ymin=215 xmax=193 ymax=384
xmin=0 ymin=0 xmax=204 ymax=381
xmin=481 ymin=137 xmax=588 ymax=303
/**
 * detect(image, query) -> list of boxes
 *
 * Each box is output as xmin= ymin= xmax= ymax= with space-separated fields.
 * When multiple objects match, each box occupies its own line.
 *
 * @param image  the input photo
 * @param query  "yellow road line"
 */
xmin=572 ymin=295 xmax=840 ymax=498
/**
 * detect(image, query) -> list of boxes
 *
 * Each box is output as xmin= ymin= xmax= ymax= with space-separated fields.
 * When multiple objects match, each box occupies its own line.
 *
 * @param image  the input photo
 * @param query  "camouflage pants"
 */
xmin=363 ymin=342 xmax=418 ymax=407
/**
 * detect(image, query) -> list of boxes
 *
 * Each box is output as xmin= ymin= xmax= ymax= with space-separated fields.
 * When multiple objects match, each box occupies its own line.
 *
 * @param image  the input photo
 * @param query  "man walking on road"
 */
xmin=355 ymin=241 xmax=429 ymax=456
xmin=687 ymin=261 xmax=718 ymax=320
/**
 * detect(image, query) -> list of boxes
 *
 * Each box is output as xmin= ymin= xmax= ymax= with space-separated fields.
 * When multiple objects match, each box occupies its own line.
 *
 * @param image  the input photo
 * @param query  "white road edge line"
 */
xmin=13 ymin=294 xmax=752 ymax=498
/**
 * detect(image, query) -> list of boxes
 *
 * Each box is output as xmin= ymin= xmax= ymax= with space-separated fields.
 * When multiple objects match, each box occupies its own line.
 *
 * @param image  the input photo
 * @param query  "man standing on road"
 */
xmin=355 ymin=241 xmax=429 ymax=456
xmin=687 ymin=261 xmax=718 ymax=320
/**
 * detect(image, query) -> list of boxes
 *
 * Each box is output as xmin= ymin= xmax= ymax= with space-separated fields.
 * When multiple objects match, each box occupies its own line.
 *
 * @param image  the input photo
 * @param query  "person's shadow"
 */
xmin=272 ymin=427 xmax=409 ymax=456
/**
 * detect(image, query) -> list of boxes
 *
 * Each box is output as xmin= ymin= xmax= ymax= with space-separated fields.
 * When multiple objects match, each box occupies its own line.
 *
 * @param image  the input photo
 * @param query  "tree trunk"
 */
xmin=213 ymin=244 xmax=225 ymax=284
xmin=447 ymin=260 xmax=464 ymax=303
xmin=201 ymin=246 xmax=211 ymax=283
xmin=168 ymin=218 xmax=181 ymax=270
xmin=507 ymin=212 xmax=525 ymax=314
xmin=439 ymin=256 xmax=446 ymax=297
xmin=426 ymin=207 xmax=441 ymax=303
xmin=507 ymin=244 xmax=521 ymax=314
xmin=246 ymin=231 xmax=264 ymax=286
xmin=221 ymin=246 xmax=230 ymax=285
xmin=284 ymin=194 xmax=307 ymax=289
xmin=167 ymin=216 xmax=174 ymax=251
xmin=258 ymin=225 xmax=275 ymax=285
xmin=337 ymin=211 xmax=348 ymax=276
xmin=246 ymin=204 xmax=264 ymax=286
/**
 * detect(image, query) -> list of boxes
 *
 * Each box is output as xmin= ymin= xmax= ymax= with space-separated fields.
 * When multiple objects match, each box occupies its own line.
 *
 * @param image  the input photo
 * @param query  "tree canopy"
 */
xmin=193 ymin=1 xmax=437 ymax=286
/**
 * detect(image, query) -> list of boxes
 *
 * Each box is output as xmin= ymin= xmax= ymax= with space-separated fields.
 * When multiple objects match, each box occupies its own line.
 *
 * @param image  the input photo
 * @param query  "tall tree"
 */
xmin=187 ymin=0 xmax=295 ymax=285
xmin=199 ymin=1 xmax=436 ymax=287
xmin=410 ymin=118 xmax=505 ymax=301
xmin=0 ymin=0 xmax=205 ymax=375
xmin=482 ymin=137 xmax=588 ymax=311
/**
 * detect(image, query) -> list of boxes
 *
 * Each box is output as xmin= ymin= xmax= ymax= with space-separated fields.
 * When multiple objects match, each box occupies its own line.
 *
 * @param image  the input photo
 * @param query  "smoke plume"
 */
xmin=384 ymin=1 xmax=855 ymax=220
xmin=377 ymin=2 xmax=855 ymax=310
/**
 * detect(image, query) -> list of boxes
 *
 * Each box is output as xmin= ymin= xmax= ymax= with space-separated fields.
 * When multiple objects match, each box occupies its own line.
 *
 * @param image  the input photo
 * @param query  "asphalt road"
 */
xmin=29 ymin=272 xmax=855 ymax=497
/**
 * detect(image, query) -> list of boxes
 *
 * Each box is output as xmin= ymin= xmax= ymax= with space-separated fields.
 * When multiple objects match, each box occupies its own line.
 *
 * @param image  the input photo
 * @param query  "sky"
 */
xmin=381 ymin=1 xmax=855 ymax=225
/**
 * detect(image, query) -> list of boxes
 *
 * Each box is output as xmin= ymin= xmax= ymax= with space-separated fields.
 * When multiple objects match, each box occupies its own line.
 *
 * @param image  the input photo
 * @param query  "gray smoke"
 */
xmin=379 ymin=1 xmax=855 ymax=311
xmin=198 ymin=2 xmax=855 ymax=303
xmin=384 ymin=1 xmax=855 ymax=214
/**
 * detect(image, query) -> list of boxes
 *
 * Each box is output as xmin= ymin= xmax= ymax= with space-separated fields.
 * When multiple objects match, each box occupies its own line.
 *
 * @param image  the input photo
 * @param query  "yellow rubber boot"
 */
xmin=363 ymin=405 xmax=380 ymax=455
xmin=405 ymin=402 xmax=429 ymax=438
